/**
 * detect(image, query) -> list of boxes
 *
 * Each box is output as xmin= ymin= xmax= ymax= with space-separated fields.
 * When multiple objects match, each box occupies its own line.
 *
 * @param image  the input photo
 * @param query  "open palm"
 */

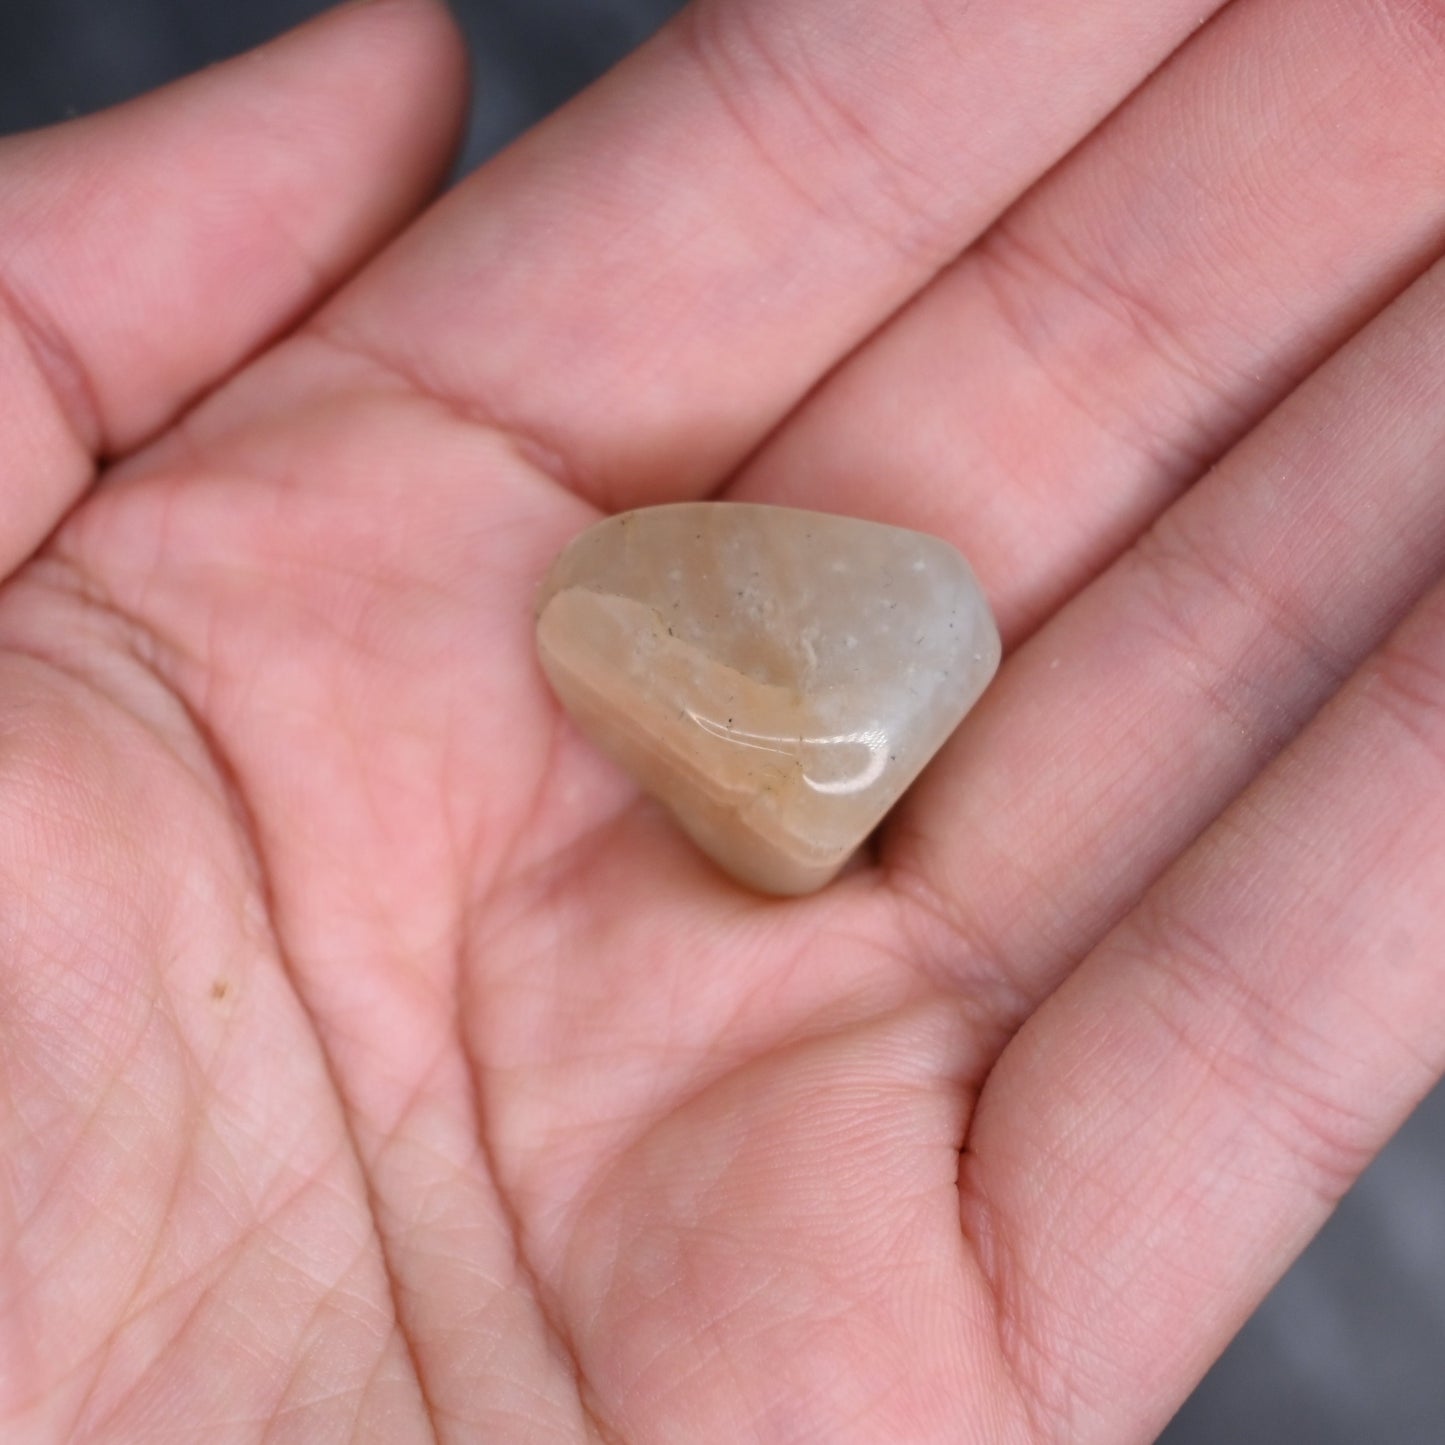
xmin=6 ymin=1 xmax=1445 ymax=1440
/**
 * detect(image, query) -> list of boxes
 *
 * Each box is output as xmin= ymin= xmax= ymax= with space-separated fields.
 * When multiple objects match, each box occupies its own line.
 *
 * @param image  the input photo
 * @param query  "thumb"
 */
xmin=0 ymin=0 xmax=466 ymax=577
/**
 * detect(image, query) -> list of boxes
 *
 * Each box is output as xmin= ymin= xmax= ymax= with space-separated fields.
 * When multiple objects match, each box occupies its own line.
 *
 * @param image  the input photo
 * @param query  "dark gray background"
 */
xmin=3 ymin=1 xmax=1442 ymax=1439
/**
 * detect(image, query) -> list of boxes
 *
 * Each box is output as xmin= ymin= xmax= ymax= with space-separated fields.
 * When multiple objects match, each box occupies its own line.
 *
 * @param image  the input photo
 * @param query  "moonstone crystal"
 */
xmin=535 ymin=503 xmax=1000 ymax=896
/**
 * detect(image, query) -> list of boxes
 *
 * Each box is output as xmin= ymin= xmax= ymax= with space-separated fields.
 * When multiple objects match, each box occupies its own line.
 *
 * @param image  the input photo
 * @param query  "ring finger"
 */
xmin=891 ymin=243 xmax=1445 ymax=1035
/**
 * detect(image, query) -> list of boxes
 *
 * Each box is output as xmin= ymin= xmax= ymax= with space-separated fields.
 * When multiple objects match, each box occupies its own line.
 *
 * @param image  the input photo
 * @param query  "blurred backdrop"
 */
xmin=3 ymin=1 xmax=1443 ymax=1439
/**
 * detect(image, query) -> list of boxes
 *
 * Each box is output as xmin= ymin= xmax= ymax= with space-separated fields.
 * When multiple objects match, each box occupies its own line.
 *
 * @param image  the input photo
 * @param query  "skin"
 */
xmin=2 ymin=0 xmax=1445 ymax=1438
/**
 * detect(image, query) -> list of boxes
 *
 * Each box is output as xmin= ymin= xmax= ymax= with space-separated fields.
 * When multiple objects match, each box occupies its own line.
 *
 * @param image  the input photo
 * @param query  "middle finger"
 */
xmin=732 ymin=0 xmax=1445 ymax=638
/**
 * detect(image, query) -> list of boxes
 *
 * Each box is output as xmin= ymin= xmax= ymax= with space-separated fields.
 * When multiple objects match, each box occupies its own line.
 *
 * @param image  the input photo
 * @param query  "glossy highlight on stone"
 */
xmin=535 ymin=503 xmax=1001 ymax=896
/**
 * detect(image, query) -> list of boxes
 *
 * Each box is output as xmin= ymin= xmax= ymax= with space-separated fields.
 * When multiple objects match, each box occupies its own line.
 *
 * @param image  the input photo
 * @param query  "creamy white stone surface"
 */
xmin=536 ymin=503 xmax=1000 ymax=895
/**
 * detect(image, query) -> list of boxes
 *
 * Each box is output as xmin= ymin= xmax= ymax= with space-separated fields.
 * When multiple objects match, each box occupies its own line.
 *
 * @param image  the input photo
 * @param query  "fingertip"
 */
xmin=232 ymin=0 xmax=472 ymax=211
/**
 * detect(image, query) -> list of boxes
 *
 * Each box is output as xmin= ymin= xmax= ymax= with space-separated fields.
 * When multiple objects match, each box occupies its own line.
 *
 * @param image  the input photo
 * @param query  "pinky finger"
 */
xmin=962 ymin=573 xmax=1445 ymax=1441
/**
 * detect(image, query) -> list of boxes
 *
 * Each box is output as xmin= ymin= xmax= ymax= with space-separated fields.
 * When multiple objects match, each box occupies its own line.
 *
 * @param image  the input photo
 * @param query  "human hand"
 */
xmin=4 ymin=1 xmax=1445 ymax=1439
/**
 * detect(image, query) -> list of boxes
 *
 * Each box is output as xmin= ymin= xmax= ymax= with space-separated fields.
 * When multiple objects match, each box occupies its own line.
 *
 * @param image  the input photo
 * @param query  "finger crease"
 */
xmin=306 ymin=320 xmax=591 ymax=505
xmin=0 ymin=260 xmax=105 ymax=457
xmin=974 ymin=216 xmax=1234 ymax=488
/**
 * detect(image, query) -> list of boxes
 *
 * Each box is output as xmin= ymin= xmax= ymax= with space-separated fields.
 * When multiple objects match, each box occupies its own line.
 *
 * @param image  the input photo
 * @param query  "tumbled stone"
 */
xmin=535 ymin=503 xmax=1000 ymax=896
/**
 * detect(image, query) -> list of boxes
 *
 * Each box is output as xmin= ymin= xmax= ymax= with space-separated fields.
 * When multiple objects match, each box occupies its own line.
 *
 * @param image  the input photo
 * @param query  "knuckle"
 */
xmin=1363 ymin=622 xmax=1445 ymax=774
xmin=678 ymin=0 xmax=964 ymax=268
xmin=1122 ymin=509 xmax=1356 ymax=754
xmin=1126 ymin=896 xmax=1374 ymax=1207
xmin=973 ymin=215 xmax=1227 ymax=482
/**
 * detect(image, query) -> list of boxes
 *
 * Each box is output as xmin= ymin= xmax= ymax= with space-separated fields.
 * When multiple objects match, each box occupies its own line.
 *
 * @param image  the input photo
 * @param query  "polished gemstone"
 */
xmin=535 ymin=503 xmax=1000 ymax=896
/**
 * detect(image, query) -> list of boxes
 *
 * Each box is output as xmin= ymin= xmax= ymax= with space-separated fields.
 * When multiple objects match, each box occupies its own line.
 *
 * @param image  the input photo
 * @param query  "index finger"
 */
xmin=312 ymin=0 xmax=1233 ymax=511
